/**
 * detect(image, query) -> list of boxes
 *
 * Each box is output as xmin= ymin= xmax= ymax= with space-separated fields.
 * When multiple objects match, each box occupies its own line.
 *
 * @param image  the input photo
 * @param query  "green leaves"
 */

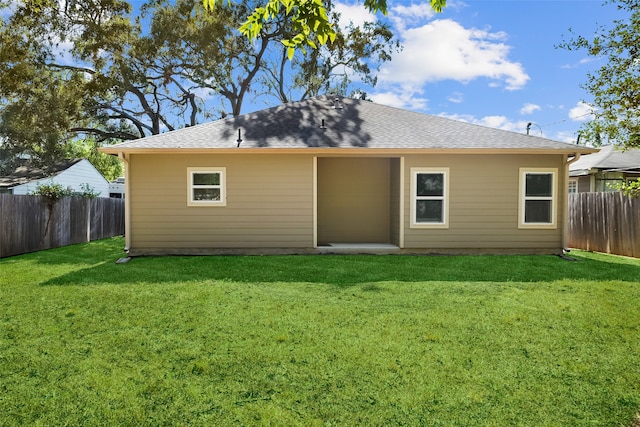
xmin=363 ymin=0 xmax=387 ymax=14
xmin=205 ymin=0 xmax=444 ymax=58
xmin=617 ymin=178 xmax=640 ymax=198
xmin=430 ymin=0 xmax=446 ymax=13
xmin=560 ymin=0 xmax=640 ymax=148
xmin=235 ymin=0 xmax=336 ymax=59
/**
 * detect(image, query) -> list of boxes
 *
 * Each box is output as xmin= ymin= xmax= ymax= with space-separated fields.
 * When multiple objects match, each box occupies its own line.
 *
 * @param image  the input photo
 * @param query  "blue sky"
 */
xmin=334 ymin=0 xmax=622 ymax=143
xmin=0 ymin=0 xmax=621 ymax=144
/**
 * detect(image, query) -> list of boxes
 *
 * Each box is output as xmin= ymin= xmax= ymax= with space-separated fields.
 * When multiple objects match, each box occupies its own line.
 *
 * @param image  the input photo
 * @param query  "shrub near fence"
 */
xmin=568 ymin=192 xmax=640 ymax=258
xmin=0 ymin=194 xmax=124 ymax=258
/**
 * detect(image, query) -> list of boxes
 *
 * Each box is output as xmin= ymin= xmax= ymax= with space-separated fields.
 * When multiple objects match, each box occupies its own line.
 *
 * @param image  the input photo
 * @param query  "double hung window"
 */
xmin=187 ymin=167 xmax=226 ymax=206
xmin=411 ymin=168 xmax=449 ymax=228
xmin=519 ymin=168 xmax=556 ymax=228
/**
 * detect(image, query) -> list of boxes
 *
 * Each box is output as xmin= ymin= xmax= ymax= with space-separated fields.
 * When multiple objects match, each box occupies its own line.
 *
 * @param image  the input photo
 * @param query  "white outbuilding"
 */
xmin=0 ymin=159 xmax=110 ymax=197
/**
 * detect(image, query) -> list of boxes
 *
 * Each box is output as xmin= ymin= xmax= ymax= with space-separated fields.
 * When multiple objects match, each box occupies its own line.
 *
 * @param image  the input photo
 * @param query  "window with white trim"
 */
xmin=187 ymin=167 xmax=226 ymax=206
xmin=411 ymin=168 xmax=449 ymax=228
xmin=568 ymin=179 xmax=578 ymax=194
xmin=519 ymin=168 xmax=556 ymax=228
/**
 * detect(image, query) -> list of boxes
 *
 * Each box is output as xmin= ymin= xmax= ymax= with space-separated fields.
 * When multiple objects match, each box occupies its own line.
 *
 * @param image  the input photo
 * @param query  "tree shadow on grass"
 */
xmin=35 ymin=246 xmax=640 ymax=287
xmin=1 ymin=237 xmax=126 ymax=267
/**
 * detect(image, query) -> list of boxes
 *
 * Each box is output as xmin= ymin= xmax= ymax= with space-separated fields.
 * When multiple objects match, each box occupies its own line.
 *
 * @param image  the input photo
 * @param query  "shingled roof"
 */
xmin=570 ymin=145 xmax=640 ymax=176
xmin=101 ymin=95 xmax=596 ymax=154
xmin=0 ymin=159 xmax=83 ymax=189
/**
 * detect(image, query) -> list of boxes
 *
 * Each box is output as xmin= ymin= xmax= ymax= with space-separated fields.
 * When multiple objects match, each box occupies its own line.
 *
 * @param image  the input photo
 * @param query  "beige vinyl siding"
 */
xmin=128 ymin=154 xmax=314 ymax=253
xmin=317 ymin=157 xmax=390 ymax=244
xmin=403 ymin=154 xmax=565 ymax=250
xmin=126 ymin=150 xmax=569 ymax=254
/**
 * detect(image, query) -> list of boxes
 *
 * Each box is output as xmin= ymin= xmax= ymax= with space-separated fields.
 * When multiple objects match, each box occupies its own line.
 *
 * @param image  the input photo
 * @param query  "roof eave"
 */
xmin=100 ymin=146 xmax=599 ymax=156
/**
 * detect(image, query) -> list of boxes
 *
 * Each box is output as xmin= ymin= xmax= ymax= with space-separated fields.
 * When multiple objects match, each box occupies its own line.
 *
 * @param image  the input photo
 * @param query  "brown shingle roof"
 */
xmin=101 ymin=95 xmax=596 ymax=153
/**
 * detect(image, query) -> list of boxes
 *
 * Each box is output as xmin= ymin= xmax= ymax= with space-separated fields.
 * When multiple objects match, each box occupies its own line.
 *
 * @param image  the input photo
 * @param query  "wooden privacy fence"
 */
xmin=568 ymin=192 xmax=640 ymax=258
xmin=0 ymin=194 xmax=124 ymax=258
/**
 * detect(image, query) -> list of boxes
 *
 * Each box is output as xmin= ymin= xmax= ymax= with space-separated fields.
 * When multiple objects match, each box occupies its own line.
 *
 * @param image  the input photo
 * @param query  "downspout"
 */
xmin=562 ymin=153 xmax=582 ymax=252
xmin=118 ymin=152 xmax=131 ymax=253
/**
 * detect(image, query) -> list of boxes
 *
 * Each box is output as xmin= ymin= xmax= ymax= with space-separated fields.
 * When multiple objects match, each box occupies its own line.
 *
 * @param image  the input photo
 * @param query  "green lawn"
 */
xmin=1 ymin=237 xmax=639 ymax=426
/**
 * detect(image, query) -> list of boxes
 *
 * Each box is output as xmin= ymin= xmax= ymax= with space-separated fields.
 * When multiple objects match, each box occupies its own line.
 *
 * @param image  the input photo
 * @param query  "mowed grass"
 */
xmin=1 ymin=237 xmax=640 ymax=426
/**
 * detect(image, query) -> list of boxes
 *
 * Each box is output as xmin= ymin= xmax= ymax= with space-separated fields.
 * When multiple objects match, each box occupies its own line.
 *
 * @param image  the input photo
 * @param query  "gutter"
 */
xmin=566 ymin=152 xmax=582 ymax=167
xmin=99 ymin=147 xmax=600 ymax=156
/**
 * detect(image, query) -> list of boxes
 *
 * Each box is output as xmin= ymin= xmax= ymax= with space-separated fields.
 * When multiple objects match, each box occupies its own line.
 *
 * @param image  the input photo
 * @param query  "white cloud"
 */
xmin=520 ymin=103 xmax=541 ymax=115
xmin=569 ymin=101 xmax=595 ymax=122
xmin=561 ymin=56 xmax=601 ymax=69
xmin=448 ymin=91 xmax=464 ymax=103
xmin=440 ymin=112 xmax=531 ymax=134
xmin=554 ymin=131 xmax=579 ymax=144
xmin=389 ymin=3 xmax=437 ymax=33
xmin=579 ymin=57 xmax=599 ymax=65
xmin=192 ymin=87 xmax=216 ymax=102
xmin=377 ymin=19 xmax=529 ymax=93
xmin=51 ymin=37 xmax=75 ymax=65
xmin=334 ymin=2 xmax=377 ymax=30
xmin=370 ymin=89 xmax=429 ymax=111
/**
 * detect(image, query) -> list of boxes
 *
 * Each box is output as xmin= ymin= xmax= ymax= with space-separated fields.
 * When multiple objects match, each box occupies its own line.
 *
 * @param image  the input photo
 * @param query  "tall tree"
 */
xmin=143 ymin=0 xmax=399 ymax=115
xmin=0 ymin=0 xmax=399 ymax=173
xmin=259 ymin=16 xmax=400 ymax=103
xmin=559 ymin=0 xmax=640 ymax=148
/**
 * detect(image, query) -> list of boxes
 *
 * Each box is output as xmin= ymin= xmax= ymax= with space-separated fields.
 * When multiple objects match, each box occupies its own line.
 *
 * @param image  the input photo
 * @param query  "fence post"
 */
xmin=568 ymin=192 xmax=640 ymax=258
xmin=0 ymin=194 xmax=125 ymax=258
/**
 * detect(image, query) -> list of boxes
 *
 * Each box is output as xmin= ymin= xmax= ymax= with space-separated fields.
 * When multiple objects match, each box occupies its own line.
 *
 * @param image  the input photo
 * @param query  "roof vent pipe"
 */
xmin=333 ymin=97 xmax=343 ymax=110
xmin=236 ymin=129 xmax=243 ymax=147
xmin=320 ymin=119 xmax=326 ymax=130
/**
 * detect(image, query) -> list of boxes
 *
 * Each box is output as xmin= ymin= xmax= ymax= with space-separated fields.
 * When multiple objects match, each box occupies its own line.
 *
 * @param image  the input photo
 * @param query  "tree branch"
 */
xmin=45 ymin=63 xmax=96 ymax=75
xmin=69 ymin=127 xmax=139 ymax=141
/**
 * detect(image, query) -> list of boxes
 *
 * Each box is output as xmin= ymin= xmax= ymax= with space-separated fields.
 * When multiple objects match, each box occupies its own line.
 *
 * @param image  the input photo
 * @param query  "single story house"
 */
xmin=100 ymin=95 xmax=596 ymax=256
xmin=569 ymin=145 xmax=640 ymax=193
xmin=0 ymin=158 xmax=110 ymax=197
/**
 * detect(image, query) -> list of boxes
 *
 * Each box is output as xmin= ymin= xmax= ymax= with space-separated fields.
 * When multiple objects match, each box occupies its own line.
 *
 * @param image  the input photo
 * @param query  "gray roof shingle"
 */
xmin=570 ymin=145 xmax=640 ymax=175
xmin=0 ymin=159 xmax=83 ymax=189
xmin=102 ymin=95 xmax=596 ymax=153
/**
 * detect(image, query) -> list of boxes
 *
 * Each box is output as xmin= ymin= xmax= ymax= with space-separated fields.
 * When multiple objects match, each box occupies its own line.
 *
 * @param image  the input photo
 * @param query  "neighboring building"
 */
xmin=109 ymin=177 xmax=126 ymax=198
xmin=569 ymin=145 xmax=640 ymax=193
xmin=100 ymin=95 xmax=596 ymax=256
xmin=0 ymin=159 xmax=110 ymax=197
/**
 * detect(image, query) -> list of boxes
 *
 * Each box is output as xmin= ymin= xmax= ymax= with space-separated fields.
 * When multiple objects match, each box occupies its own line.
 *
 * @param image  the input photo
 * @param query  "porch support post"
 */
xmin=399 ymin=156 xmax=405 ymax=249
xmin=312 ymin=156 xmax=318 ymax=248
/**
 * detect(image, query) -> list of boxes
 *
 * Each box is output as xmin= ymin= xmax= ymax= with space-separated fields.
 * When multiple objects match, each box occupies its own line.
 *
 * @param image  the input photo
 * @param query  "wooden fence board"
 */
xmin=3 ymin=192 xmax=637 ymax=258
xmin=568 ymin=193 xmax=640 ymax=258
xmin=0 ymin=194 xmax=124 ymax=258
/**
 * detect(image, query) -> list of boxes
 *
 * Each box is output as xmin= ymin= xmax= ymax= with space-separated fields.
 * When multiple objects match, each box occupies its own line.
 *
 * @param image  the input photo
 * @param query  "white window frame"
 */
xmin=187 ymin=167 xmax=226 ymax=207
xmin=519 ymin=168 xmax=557 ymax=229
xmin=410 ymin=167 xmax=449 ymax=229
xmin=568 ymin=179 xmax=578 ymax=194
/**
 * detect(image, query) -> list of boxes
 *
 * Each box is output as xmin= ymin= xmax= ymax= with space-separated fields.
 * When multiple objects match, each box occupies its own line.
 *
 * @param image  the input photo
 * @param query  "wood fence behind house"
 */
xmin=568 ymin=192 xmax=640 ymax=258
xmin=0 ymin=194 xmax=124 ymax=258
